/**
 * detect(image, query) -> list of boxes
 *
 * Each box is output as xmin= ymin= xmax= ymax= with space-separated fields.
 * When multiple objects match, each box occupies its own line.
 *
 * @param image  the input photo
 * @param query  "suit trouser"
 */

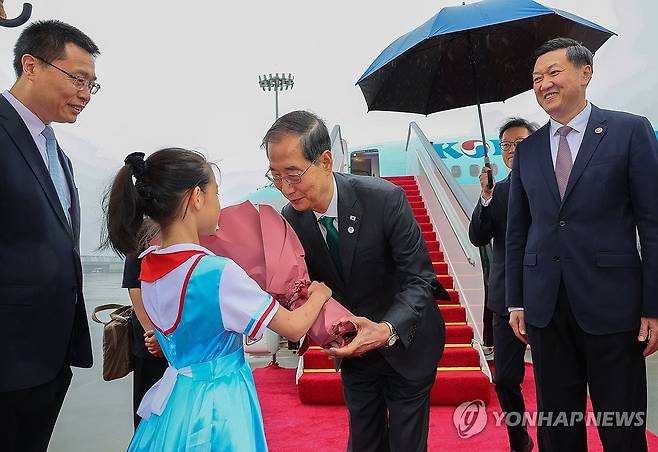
xmin=341 ymin=351 xmax=435 ymax=452
xmin=527 ymin=281 xmax=647 ymax=452
xmin=132 ymin=354 xmax=168 ymax=429
xmin=0 ymin=362 xmax=72 ymax=452
xmin=483 ymin=305 xmax=495 ymax=347
xmin=492 ymin=312 xmax=532 ymax=450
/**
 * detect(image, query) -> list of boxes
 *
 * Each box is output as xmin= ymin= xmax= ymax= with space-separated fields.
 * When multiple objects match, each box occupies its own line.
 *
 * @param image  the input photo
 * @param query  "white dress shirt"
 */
xmin=549 ymin=101 xmax=592 ymax=168
xmin=313 ymin=175 xmax=339 ymax=243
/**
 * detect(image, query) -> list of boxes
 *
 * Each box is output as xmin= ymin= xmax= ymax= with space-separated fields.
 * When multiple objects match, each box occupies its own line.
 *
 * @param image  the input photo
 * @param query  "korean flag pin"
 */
xmin=348 ymin=226 xmax=355 ymax=234
xmin=350 ymin=215 xmax=356 ymax=221
xmin=595 ymin=127 xmax=604 ymax=134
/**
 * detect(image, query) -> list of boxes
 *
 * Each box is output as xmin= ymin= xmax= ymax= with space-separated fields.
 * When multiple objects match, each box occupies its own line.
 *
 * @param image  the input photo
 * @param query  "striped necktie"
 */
xmin=555 ymin=125 xmax=574 ymax=200
xmin=41 ymin=125 xmax=71 ymax=225
xmin=318 ymin=216 xmax=341 ymax=272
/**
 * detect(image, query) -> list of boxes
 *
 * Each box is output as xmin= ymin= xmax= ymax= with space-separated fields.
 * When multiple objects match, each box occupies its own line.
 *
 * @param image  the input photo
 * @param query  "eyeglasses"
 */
xmin=34 ymin=56 xmax=101 ymax=95
xmin=500 ymin=139 xmax=525 ymax=151
xmin=265 ymin=160 xmax=317 ymax=185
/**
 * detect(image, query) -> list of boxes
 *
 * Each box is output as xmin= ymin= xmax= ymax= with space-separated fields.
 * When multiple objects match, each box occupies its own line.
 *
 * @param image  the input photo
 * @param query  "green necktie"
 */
xmin=318 ymin=216 xmax=342 ymax=272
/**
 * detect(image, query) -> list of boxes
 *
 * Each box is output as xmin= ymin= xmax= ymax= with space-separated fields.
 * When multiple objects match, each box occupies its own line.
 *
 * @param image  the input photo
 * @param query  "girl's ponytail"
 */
xmin=101 ymin=152 xmax=147 ymax=256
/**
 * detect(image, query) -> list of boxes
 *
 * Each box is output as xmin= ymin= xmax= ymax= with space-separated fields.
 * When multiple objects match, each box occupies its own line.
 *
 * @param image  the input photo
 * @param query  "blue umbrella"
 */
xmin=356 ymin=0 xmax=615 ymax=168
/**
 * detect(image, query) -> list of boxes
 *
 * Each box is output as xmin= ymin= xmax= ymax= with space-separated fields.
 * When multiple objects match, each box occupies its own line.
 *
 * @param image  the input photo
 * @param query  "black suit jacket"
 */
xmin=0 ymin=95 xmax=92 ymax=392
xmin=282 ymin=173 xmax=445 ymax=380
xmin=506 ymin=105 xmax=658 ymax=334
xmin=469 ymin=176 xmax=510 ymax=317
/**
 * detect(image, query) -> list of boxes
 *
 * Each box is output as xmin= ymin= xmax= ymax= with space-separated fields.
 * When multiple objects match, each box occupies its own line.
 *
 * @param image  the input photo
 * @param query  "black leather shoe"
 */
xmin=511 ymin=436 xmax=534 ymax=452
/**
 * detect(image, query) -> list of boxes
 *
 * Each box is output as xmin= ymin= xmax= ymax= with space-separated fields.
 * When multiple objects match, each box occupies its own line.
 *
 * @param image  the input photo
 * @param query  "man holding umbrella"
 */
xmin=469 ymin=117 xmax=538 ymax=452
xmin=506 ymin=38 xmax=658 ymax=451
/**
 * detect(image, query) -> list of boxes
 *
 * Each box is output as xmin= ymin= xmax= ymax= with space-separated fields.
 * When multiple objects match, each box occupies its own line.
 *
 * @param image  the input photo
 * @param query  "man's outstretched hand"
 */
xmin=639 ymin=317 xmax=658 ymax=357
xmin=325 ymin=316 xmax=390 ymax=358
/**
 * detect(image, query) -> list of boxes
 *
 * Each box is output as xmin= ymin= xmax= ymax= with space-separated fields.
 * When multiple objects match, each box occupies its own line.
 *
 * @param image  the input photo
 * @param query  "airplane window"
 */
xmin=470 ymin=165 xmax=480 ymax=177
xmin=451 ymin=165 xmax=461 ymax=178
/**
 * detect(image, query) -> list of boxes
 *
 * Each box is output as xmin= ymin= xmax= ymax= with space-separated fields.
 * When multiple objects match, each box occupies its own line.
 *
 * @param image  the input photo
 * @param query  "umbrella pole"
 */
xmin=466 ymin=31 xmax=493 ymax=189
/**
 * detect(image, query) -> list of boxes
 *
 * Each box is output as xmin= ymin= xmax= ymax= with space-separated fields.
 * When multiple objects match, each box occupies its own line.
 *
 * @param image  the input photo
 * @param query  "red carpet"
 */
xmin=254 ymin=364 xmax=658 ymax=451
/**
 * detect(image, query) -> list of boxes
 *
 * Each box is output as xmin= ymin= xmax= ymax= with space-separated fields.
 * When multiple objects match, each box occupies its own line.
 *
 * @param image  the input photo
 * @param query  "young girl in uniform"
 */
xmin=103 ymin=148 xmax=331 ymax=451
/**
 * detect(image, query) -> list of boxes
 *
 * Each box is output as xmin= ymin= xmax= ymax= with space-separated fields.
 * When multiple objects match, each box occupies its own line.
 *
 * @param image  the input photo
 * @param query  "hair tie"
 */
xmin=124 ymin=152 xmax=147 ymax=180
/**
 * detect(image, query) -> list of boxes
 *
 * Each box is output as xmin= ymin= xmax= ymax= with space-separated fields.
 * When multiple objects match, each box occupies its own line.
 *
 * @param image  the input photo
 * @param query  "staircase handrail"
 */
xmin=405 ymin=122 xmax=480 ymax=266
xmin=329 ymin=124 xmax=348 ymax=173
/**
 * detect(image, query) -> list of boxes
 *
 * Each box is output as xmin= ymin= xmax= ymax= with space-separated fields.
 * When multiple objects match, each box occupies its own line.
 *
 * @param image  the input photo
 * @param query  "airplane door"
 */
xmin=350 ymin=150 xmax=380 ymax=177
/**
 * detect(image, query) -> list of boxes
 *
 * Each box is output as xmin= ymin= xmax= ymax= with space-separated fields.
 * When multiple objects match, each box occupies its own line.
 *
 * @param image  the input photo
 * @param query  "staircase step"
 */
xmin=440 ymin=305 xmax=466 ymax=323
xmin=396 ymin=181 xmax=418 ymax=188
xmin=415 ymin=214 xmax=430 ymax=223
xmin=429 ymin=251 xmax=445 ymax=263
xmin=413 ymin=207 xmax=428 ymax=217
xmin=423 ymin=231 xmax=436 ymax=242
xmin=425 ymin=240 xmax=441 ymax=252
xmin=302 ymin=346 xmax=479 ymax=371
xmin=403 ymin=189 xmax=420 ymax=197
xmin=439 ymin=347 xmax=480 ymax=367
xmin=437 ymin=274 xmax=453 ymax=288
xmin=446 ymin=325 xmax=473 ymax=343
xmin=302 ymin=349 xmax=338 ymax=369
xmin=383 ymin=176 xmax=415 ymax=183
xmin=298 ymin=373 xmax=345 ymax=405
xmin=432 ymin=262 xmax=448 ymax=274
xmin=406 ymin=195 xmax=422 ymax=204
xmin=438 ymin=299 xmax=460 ymax=306
xmin=410 ymin=201 xmax=425 ymax=210
xmin=419 ymin=222 xmax=433 ymax=232
xmin=429 ymin=249 xmax=443 ymax=260
xmin=431 ymin=371 xmax=491 ymax=405
xmin=298 ymin=369 xmax=490 ymax=405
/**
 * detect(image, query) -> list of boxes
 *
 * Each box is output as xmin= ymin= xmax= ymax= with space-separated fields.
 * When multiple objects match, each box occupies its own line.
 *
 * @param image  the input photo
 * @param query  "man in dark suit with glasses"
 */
xmin=263 ymin=110 xmax=447 ymax=452
xmin=0 ymin=20 xmax=100 ymax=451
xmin=470 ymin=117 xmax=538 ymax=452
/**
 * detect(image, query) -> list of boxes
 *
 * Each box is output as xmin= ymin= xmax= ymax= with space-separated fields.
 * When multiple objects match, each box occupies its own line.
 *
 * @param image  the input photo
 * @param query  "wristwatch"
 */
xmin=382 ymin=321 xmax=399 ymax=347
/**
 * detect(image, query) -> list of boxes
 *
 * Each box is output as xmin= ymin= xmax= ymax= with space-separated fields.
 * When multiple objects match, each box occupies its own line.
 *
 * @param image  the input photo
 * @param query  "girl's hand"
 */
xmin=144 ymin=329 xmax=164 ymax=358
xmin=307 ymin=281 xmax=332 ymax=302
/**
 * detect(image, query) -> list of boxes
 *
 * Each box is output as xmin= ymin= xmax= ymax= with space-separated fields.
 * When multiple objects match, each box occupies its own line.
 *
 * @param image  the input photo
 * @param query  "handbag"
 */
xmin=91 ymin=303 xmax=134 ymax=381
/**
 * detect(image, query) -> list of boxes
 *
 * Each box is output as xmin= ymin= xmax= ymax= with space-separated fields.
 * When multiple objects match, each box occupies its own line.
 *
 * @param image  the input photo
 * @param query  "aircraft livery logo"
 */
xmin=432 ymin=139 xmax=502 ymax=160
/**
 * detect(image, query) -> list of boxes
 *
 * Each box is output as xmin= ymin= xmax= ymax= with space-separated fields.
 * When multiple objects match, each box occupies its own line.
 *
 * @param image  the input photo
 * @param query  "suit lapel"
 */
xmin=335 ymin=174 xmax=362 ymax=286
xmin=297 ymin=208 xmax=345 ymax=291
xmin=561 ymin=105 xmax=607 ymax=206
xmin=494 ymin=176 xmax=510 ymax=218
xmin=537 ymin=124 xmax=561 ymax=206
xmin=0 ymin=96 xmax=73 ymax=238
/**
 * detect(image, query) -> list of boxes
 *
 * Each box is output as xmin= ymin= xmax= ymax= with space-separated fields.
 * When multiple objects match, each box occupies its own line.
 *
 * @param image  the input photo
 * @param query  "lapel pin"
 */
xmin=349 ymin=215 xmax=356 ymax=221
xmin=594 ymin=127 xmax=604 ymax=134
xmin=347 ymin=226 xmax=355 ymax=234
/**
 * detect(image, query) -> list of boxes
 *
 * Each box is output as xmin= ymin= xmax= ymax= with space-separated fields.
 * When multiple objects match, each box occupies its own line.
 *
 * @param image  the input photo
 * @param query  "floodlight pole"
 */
xmin=259 ymin=73 xmax=295 ymax=120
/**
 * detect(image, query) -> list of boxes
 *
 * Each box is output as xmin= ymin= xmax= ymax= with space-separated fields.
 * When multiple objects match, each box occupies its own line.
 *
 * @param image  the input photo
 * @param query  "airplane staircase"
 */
xmin=296 ymin=175 xmax=491 ymax=405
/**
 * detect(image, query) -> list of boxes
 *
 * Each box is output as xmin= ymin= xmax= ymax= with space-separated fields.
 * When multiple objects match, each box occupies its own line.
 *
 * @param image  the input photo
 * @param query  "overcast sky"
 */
xmin=1 ymin=0 xmax=656 ymax=253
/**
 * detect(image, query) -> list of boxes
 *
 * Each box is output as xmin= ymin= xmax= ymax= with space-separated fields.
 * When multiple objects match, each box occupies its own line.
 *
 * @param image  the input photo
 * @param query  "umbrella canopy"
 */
xmin=356 ymin=0 xmax=616 ymax=115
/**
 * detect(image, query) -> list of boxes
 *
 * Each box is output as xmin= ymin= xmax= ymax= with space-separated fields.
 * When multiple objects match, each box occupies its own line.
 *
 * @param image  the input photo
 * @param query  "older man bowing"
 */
xmin=263 ymin=110 xmax=446 ymax=452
